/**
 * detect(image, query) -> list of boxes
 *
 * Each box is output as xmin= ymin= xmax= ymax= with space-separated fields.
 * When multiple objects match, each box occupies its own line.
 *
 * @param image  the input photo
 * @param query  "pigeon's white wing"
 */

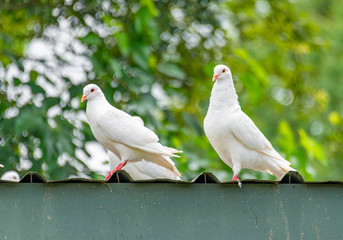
xmin=98 ymin=109 xmax=158 ymax=145
xmin=230 ymin=111 xmax=273 ymax=152
xmin=97 ymin=109 xmax=175 ymax=156
xmin=231 ymin=111 xmax=293 ymax=175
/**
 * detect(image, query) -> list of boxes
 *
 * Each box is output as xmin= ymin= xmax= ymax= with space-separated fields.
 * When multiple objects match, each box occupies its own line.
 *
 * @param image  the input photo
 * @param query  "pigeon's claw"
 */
xmin=105 ymin=161 xmax=128 ymax=181
xmin=232 ymin=175 xmax=242 ymax=188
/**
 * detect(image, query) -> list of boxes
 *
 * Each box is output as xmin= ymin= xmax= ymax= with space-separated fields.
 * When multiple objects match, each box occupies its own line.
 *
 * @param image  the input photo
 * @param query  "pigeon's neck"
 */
xmin=86 ymin=95 xmax=112 ymax=122
xmin=209 ymin=77 xmax=240 ymax=110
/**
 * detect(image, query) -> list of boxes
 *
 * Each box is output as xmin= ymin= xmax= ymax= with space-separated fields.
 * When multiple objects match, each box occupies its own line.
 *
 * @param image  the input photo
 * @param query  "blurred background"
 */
xmin=0 ymin=0 xmax=342 ymax=181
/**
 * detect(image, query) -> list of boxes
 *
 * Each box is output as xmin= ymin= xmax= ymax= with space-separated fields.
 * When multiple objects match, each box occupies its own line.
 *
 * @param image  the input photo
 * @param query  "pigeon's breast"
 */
xmin=204 ymin=109 xmax=236 ymax=144
xmin=204 ymin=110 xmax=236 ymax=167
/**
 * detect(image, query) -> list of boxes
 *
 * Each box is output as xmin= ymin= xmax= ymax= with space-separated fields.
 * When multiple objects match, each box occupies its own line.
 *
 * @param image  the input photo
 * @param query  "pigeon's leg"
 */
xmin=232 ymin=163 xmax=242 ymax=188
xmin=105 ymin=160 xmax=128 ymax=181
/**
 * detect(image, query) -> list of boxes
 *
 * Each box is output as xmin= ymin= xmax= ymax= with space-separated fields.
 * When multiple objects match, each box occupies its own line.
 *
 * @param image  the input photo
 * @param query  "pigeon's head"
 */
xmin=212 ymin=64 xmax=231 ymax=82
xmin=81 ymin=84 xmax=103 ymax=102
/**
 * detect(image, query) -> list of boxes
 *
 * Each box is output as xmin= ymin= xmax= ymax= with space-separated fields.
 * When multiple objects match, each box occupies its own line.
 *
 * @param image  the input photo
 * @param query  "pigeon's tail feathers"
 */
xmin=131 ymin=159 xmax=181 ymax=180
xmin=164 ymin=146 xmax=183 ymax=156
xmin=265 ymin=161 xmax=296 ymax=179
xmin=108 ymin=151 xmax=181 ymax=180
xmin=161 ymin=155 xmax=182 ymax=179
xmin=172 ymin=172 xmax=182 ymax=180
xmin=138 ymin=143 xmax=182 ymax=158
xmin=262 ymin=149 xmax=296 ymax=179
xmin=171 ymin=166 xmax=182 ymax=179
xmin=145 ymin=154 xmax=182 ymax=179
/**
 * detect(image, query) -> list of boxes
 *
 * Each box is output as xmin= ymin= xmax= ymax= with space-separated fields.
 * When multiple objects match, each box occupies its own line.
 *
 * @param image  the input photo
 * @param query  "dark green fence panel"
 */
xmin=0 ymin=180 xmax=342 ymax=239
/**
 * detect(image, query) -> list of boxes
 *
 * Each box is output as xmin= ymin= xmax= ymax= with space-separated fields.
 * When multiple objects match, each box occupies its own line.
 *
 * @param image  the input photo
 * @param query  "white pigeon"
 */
xmin=204 ymin=64 xmax=295 ymax=186
xmin=108 ymin=151 xmax=181 ymax=180
xmin=81 ymin=84 xmax=182 ymax=181
xmin=0 ymin=164 xmax=3 ymax=168
xmin=1 ymin=171 xmax=20 ymax=182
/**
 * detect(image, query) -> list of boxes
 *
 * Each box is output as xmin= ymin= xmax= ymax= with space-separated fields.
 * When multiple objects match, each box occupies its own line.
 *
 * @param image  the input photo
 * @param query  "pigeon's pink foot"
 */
xmin=232 ymin=175 xmax=240 ymax=181
xmin=104 ymin=161 xmax=128 ymax=181
xmin=232 ymin=175 xmax=242 ymax=188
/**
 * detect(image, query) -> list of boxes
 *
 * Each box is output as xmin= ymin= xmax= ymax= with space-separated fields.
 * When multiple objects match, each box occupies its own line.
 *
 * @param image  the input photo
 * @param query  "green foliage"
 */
xmin=0 ymin=0 xmax=341 ymax=181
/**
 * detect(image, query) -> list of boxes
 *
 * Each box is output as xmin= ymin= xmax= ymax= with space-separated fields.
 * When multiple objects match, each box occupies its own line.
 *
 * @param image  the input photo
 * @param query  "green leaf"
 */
xmin=134 ymin=11 xmax=144 ymax=34
xmin=132 ymin=51 xmax=149 ymax=70
xmin=234 ymin=48 xmax=268 ymax=86
xmin=204 ymin=63 xmax=216 ymax=76
xmin=298 ymin=129 xmax=327 ymax=165
xmin=30 ymin=71 xmax=38 ymax=82
xmin=157 ymin=62 xmax=186 ymax=80
xmin=27 ymin=82 xmax=45 ymax=94
xmin=44 ymin=97 xmax=60 ymax=109
xmin=109 ymin=59 xmax=123 ymax=79
xmin=278 ymin=120 xmax=296 ymax=154
xmin=80 ymin=32 xmax=102 ymax=46
xmin=237 ymin=73 xmax=263 ymax=104
xmin=182 ymin=112 xmax=203 ymax=135
xmin=116 ymin=32 xmax=130 ymax=57
xmin=57 ymin=136 xmax=74 ymax=155
xmin=15 ymin=106 xmax=45 ymax=135
xmin=140 ymin=0 xmax=160 ymax=17
xmin=13 ymin=78 xmax=21 ymax=86
xmin=91 ymin=54 xmax=105 ymax=77
xmin=147 ymin=19 xmax=160 ymax=46
xmin=69 ymin=85 xmax=81 ymax=99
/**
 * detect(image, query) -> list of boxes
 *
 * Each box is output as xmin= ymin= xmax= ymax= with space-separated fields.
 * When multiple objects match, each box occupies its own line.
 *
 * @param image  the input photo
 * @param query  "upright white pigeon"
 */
xmin=108 ymin=151 xmax=181 ymax=180
xmin=1 ymin=171 xmax=20 ymax=182
xmin=204 ymin=64 xmax=295 ymax=186
xmin=81 ymin=84 xmax=182 ymax=181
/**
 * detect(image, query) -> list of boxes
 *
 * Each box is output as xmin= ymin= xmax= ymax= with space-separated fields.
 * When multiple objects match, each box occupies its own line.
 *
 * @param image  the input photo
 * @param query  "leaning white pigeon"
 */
xmin=1 ymin=171 xmax=20 ymax=182
xmin=204 ymin=64 xmax=295 ymax=186
xmin=108 ymin=151 xmax=181 ymax=180
xmin=81 ymin=84 xmax=182 ymax=181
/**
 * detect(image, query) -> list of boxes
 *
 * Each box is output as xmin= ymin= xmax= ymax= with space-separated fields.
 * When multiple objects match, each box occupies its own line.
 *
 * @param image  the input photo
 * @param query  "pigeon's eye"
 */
xmin=91 ymin=88 xmax=94 ymax=92
xmin=222 ymin=69 xmax=226 ymax=73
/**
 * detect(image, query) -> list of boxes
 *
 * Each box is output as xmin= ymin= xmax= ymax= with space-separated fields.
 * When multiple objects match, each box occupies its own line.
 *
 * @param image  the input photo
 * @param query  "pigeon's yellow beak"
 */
xmin=81 ymin=94 xmax=88 ymax=102
xmin=212 ymin=74 xmax=220 ymax=82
